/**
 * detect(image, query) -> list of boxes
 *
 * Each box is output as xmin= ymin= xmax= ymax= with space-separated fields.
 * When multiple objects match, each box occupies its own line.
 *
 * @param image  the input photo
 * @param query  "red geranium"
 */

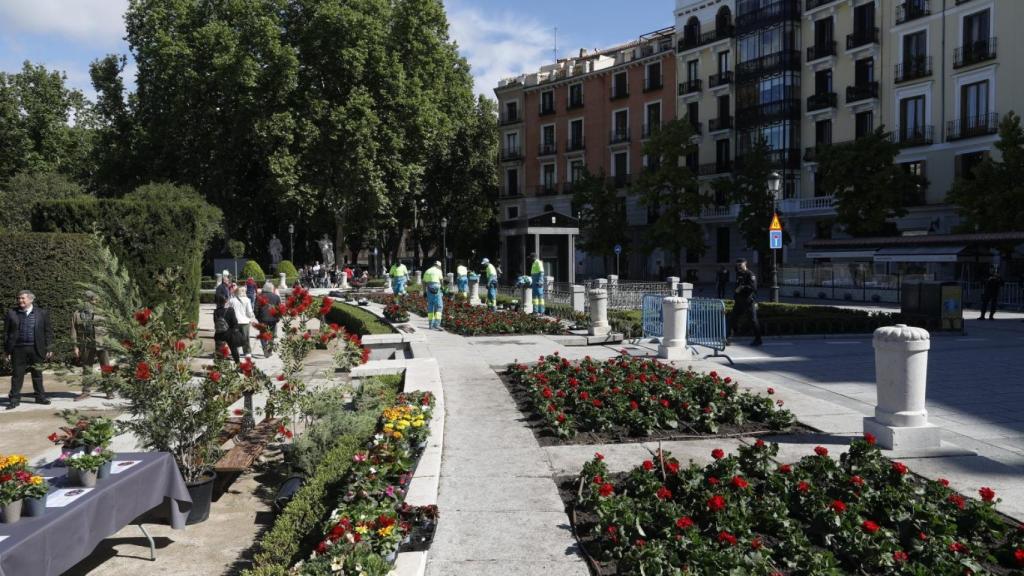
xmin=864 ymin=432 xmax=876 ymax=445
xmin=209 ymin=371 xmax=221 ymax=383
xmin=711 ymin=448 xmax=725 ymax=460
xmin=135 ymin=361 xmax=151 ymax=381
xmin=707 ymin=494 xmax=726 ymax=512
xmin=717 ymin=530 xmax=737 ymax=546
xmin=830 ymin=499 xmax=846 ymax=514
xmin=598 ymin=483 xmax=614 ymax=497
xmin=100 ymin=364 xmax=114 ymax=374
xmin=862 ymin=520 xmax=880 ymax=534
xmin=814 ymin=446 xmax=829 ymax=457
xmin=642 ymin=460 xmax=654 ymax=471
xmin=948 ymin=542 xmax=968 ymax=554
xmin=850 ymin=475 xmax=864 ymax=486
xmin=893 ymin=550 xmax=908 ymax=563
xmin=979 ymin=487 xmax=996 ymax=502
xmin=947 ymin=494 xmax=966 ymax=509
xmin=778 ymin=464 xmax=792 ymax=474
xmin=1014 ymin=549 xmax=1024 ymax=566
xmin=656 ymin=486 xmax=672 ymax=500
xmin=134 ymin=308 xmax=153 ymax=326
xmin=676 ymin=516 xmax=694 ymax=529
xmin=730 ymin=475 xmax=749 ymax=489
xmin=891 ymin=461 xmax=908 ymax=475
xmin=797 ymin=481 xmax=810 ymax=493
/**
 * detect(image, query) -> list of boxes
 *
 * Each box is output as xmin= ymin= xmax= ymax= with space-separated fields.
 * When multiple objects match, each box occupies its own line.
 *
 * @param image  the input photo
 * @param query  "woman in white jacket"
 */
xmin=231 ymin=285 xmax=256 ymax=359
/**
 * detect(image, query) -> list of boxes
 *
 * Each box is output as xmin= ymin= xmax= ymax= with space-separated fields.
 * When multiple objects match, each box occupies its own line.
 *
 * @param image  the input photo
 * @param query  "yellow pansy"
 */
xmin=377 ymin=524 xmax=395 ymax=537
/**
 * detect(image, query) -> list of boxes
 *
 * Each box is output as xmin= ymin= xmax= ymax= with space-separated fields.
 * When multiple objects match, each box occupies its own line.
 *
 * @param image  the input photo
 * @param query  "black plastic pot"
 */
xmin=274 ymin=474 xmax=305 ymax=512
xmin=186 ymin=471 xmax=217 ymax=525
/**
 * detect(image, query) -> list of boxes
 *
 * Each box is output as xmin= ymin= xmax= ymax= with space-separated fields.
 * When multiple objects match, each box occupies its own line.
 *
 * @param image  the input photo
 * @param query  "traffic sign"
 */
xmin=614 ymin=244 xmax=622 ymax=255
xmin=769 ymin=213 xmax=782 ymax=231
xmin=769 ymin=230 xmax=783 ymax=250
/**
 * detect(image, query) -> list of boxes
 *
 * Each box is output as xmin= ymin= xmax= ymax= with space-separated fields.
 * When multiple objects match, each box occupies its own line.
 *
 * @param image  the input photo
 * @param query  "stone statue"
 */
xmin=268 ymin=234 xmax=284 ymax=270
xmin=318 ymin=234 xmax=335 ymax=268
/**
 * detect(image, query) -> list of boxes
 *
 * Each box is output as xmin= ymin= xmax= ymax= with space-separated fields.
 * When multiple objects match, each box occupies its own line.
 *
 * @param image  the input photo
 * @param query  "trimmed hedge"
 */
xmin=0 ymin=232 xmax=103 ymax=360
xmin=324 ymin=303 xmax=396 ymax=336
xmin=242 ymin=260 xmax=266 ymax=284
xmin=32 ymin=198 xmax=205 ymax=321
xmin=726 ymin=301 xmax=900 ymax=336
xmin=278 ymin=260 xmax=299 ymax=284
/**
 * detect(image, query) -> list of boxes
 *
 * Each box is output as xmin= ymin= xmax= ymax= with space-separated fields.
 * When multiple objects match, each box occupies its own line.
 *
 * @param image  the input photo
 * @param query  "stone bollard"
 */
xmin=521 ymin=285 xmax=533 ymax=314
xmin=545 ymin=275 xmax=554 ymax=294
xmin=446 ymin=272 xmax=455 ymax=292
xmin=588 ymin=289 xmax=610 ymax=336
xmin=413 ymin=270 xmax=422 ymax=285
xmin=863 ymin=324 xmax=941 ymax=450
xmin=607 ymin=274 xmax=618 ymax=291
xmin=571 ymin=285 xmax=586 ymax=313
xmin=468 ymin=276 xmax=481 ymax=305
xmin=278 ymin=272 xmax=288 ymax=290
xmin=339 ymin=270 xmax=350 ymax=289
xmin=658 ymin=296 xmax=691 ymax=360
xmin=666 ymin=276 xmax=680 ymax=294
xmin=678 ymin=282 xmax=693 ymax=299
xmin=385 ymin=276 xmax=393 ymax=294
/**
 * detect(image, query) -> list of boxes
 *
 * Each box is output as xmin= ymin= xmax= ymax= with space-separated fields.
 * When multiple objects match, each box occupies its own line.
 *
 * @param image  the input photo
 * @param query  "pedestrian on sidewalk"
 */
xmin=213 ymin=293 xmax=241 ymax=363
xmin=71 ymin=290 xmax=109 ymax=401
xmin=482 ymin=258 xmax=498 ymax=311
xmin=716 ymin=266 xmax=730 ymax=299
xmin=256 ymin=281 xmax=281 ymax=356
xmin=729 ymin=258 xmax=763 ymax=346
xmin=979 ymin=267 xmax=1003 ymax=320
xmin=390 ymin=260 xmax=409 ymax=300
xmin=231 ymin=285 xmax=256 ymax=359
xmin=216 ymin=270 xmax=232 ymax=302
xmin=529 ymin=252 xmax=546 ymax=314
xmin=423 ymin=261 xmax=445 ymax=330
xmin=245 ymin=277 xmax=257 ymax=304
xmin=4 ymin=290 xmax=54 ymax=409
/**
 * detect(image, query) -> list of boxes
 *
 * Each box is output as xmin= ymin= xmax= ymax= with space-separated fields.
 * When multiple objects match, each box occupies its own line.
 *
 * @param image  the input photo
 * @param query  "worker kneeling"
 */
xmin=423 ymin=261 xmax=445 ymax=330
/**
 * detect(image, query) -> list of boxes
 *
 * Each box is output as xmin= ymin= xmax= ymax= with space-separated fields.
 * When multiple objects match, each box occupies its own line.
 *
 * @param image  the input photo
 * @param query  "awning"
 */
xmin=873 ymin=246 xmax=966 ymax=263
xmin=805 ymin=250 xmax=877 ymax=259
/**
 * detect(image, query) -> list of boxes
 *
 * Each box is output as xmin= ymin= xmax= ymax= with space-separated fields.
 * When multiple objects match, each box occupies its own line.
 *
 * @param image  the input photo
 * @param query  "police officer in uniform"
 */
xmin=729 ymin=258 xmax=763 ymax=346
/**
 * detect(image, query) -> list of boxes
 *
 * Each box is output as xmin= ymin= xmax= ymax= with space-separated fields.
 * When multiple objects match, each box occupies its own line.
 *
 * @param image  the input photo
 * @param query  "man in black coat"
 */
xmin=4 ymin=290 xmax=54 ymax=409
xmin=978 ymin=267 xmax=1003 ymax=320
xmin=729 ymin=259 xmax=763 ymax=346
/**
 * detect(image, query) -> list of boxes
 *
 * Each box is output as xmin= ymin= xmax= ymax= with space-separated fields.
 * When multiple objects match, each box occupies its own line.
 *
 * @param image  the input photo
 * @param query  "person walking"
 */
xmin=423 ymin=261 xmax=445 ymax=330
xmin=245 ymin=277 xmax=257 ymax=304
xmin=4 ymin=290 xmax=54 ymax=409
xmin=482 ymin=258 xmax=498 ymax=311
xmin=216 ymin=270 xmax=233 ymax=302
xmin=256 ymin=281 xmax=282 ymax=356
xmin=978 ymin=267 xmax=1003 ymax=320
xmin=230 ymin=285 xmax=256 ymax=359
xmin=456 ymin=262 xmax=469 ymax=299
xmin=390 ymin=260 xmax=409 ymax=299
xmin=213 ymin=293 xmax=241 ymax=363
xmin=529 ymin=252 xmax=546 ymax=314
xmin=71 ymin=290 xmax=109 ymax=401
xmin=729 ymin=259 xmax=763 ymax=346
xmin=716 ymin=266 xmax=730 ymax=299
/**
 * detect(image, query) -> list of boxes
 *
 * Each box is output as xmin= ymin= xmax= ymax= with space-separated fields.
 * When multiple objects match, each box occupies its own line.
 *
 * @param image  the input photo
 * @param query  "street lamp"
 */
xmin=767 ymin=171 xmax=782 ymax=303
xmin=441 ymin=217 xmax=448 ymax=273
xmin=288 ymin=223 xmax=295 ymax=263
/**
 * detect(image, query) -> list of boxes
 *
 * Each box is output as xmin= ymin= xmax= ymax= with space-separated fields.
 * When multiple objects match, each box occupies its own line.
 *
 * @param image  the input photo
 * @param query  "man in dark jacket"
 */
xmin=256 ymin=282 xmax=282 ymax=357
xmin=978 ymin=267 xmax=1003 ymax=320
xmin=4 ymin=290 xmax=54 ymax=408
xmin=729 ymin=259 xmax=763 ymax=346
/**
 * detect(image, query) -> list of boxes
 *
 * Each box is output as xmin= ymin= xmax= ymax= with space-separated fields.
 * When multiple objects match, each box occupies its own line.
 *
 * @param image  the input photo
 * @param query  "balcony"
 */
xmin=610 ymin=85 xmax=629 ymax=100
xmin=644 ymin=74 xmax=664 ymax=92
xmin=567 ymin=95 xmax=584 ymax=110
xmin=678 ymin=79 xmax=703 ymax=95
xmin=806 ymin=0 xmax=840 ymax=10
xmin=778 ymin=195 xmax=836 ymax=214
xmin=531 ymin=184 xmax=561 ymax=197
xmin=845 ymin=82 xmax=879 ymax=103
xmin=499 ymin=146 xmax=522 ymax=162
xmin=736 ymin=0 xmax=800 ymax=33
xmin=539 ymin=104 xmax=556 ymax=116
xmin=892 ymin=125 xmax=934 ymax=147
xmin=946 ymin=113 xmax=999 ymax=141
xmin=700 ymin=204 xmax=740 ymax=219
xmin=894 ymin=56 xmax=932 ymax=83
xmin=807 ymin=41 xmax=836 ymax=62
xmin=736 ymin=99 xmax=800 ymax=125
xmin=607 ymin=174 xmax=632 ymax=189
xmin=846 ymin=27 xmax=879 ymax=50
xmin=609 ymin=128 xmax=631 ymax=145
xmin=896 ymin=1 xmax=930 ymax=25
xmin=642 ymin=123 xmax=662 ymax=139
xmin=538 ymin=142 xmax=557 ymax=156
xmin=736 ymin=148 xmax=800 ymax=170
xmin=709 ymin=71 xmax=733 ymax=88
xmin=807 ymin=92 xmax=837 ymax=112
xmin=735 ymin=49 xmax=800 ymax=82
xmin=954 ymin=37 xmax=997 ymax=68
xmin=699 ymin=161 xmax=733 ymax=176
xmin=709 ymin=116 xmax=733 ymax=132
xmin=499 ymin=112 xmax=520 ymax=125
xmin=566 ymin=137 xmax=585 ymax=152
xmin=678 ymin=26 xmax=736 ymax=52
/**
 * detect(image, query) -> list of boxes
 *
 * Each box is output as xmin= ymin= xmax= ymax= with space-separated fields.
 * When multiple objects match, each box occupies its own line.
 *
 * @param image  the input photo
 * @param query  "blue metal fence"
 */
xmin=687 ymin=298 xmax=732 ymax=364
xmin=641 ymin=294 xmax=663 ymax=338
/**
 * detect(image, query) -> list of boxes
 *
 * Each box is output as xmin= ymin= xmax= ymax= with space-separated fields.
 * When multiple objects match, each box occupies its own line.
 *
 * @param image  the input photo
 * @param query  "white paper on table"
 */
xmin=0 ymin=536 xmax=8 ymax=543
xmin=110 ymin=460 xmax=142 ymax=474
xmin=46 ymin=488 xmax=94 ymax=508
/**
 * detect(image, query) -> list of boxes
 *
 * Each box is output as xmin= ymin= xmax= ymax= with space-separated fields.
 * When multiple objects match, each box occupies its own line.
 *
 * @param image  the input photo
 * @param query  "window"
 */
xmin=855 ymin=110 xmax=874 ymax=138
xmin=686 ymin=248 xmax=700 ymax=264
xmin=716 ymin=138 xmax=730 ymax=167
xmin=963 ymin=10 xmax=990 ymax=47
xmin=541 ymin=163 xmax=556 ymax=190
xmin=646 ymin=102 xmax=661 ymax=132
xmin=716 ymin=227 xmax=730 ymax=263
xmin=955 ymin=151 xmax=987 ymax=179
xmin=814 ymin=69 xmax=832 ymax=94
xmin=899 ymin=95 xmax=926 ymax=139
xmin=960 ymin=80 xmax=989 ymax=121
xmin=900 ymin=161 xmax=926 ymax=205
xmin=570 ymin=159 xmax=586 ymax=182
xmin=506 ymin=206 xmax=519 ymax=219
xmin=612 ymin=71 xmax=628 ymax=97
xmin=504 ymin=101 xmax=518 ymax=122
xmin=541 ymin=125 xmax=555 ymax=154
xmin=646 ymin=62 xmax=662 ymax=90
xmin=612 ymin=110 xmax=629 ymax=142
xmin=687 ymin=60 xmax=699 ymax=82
xmin=853 ymin=2 xmax=875 ymax=38
xmin=813 ymin=17 xmax=834 ymax=49
xmin=718 ymin=51 xmax=730 ymax=74
xmin=718 ymin=94 xmax=730 ymax=119
xmin=687 ymin=101 xmax=699 ymax=130
xmin=504 ymin=132 xmax=519 ymax=152
xmin=505 ymin=169 xmax=518 ymax=195
xmin=540 ymin=90 xmax=555 ymax=114
xmin=685 ymin=151 xmax=699 ymax=172
xmin=569 ymin=83 xmax=583 ymax=108
xmin=855 ymin=57 xmax=874 ymax=85
xmin=903 ymin=31 xmax=927 ymax=63
xmin=612 ymin=152 xmax=629 ymax=186
xmin=815 ymin=119 xmax=832 ymax=146
xmin=815 ymin=220 xmax=832 ymax=239
xmin=569 ymin=119 xmax=584 ymax=150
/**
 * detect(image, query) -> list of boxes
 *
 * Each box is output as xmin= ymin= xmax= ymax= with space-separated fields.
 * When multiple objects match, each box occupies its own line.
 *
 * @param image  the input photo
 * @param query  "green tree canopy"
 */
xmin=123 ymin=182 xmax=224 ymax=250
xmin=948 ymin=111 xmax=1024 ymax=236
xmin=572 ymin=169 xmax=629 ymax=265
xmin=0 ymin=172 xmax=86 ymax=232
xmin=715 ymin=139 xmax=789 ymax=263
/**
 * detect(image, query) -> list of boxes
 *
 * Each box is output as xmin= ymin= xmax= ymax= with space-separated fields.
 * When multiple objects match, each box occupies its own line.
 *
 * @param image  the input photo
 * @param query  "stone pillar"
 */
xmin=469 ymin=276 xmax=481 ymax=305
xmin=658 ymin=297 xmax=691 ymax=360
xmin=545 ymin=275 xmax=554 ymax=293
xmin=863 ymin=324 xmax=941 ymax=450
xmin=385 ymin=276 xmax=393 ymax=294
xmin=595 ymin=278 xmax=608 ymax=290
xmin=446 ymin=272 xmax=455 ymax=292
xmin=678 ymin=282 xmax=693 ymax=299
xmin=588 ymin=289 xmax=610 ymax=336
xmin=571 ymin=285 xmax=586 ymax=313
xmin=607 ymin=274 xmax=618 ymax=293
xmin=278 ymin=272 xmax=288 ymax=290
xmin=521 ymin=285 xmax=533 ymax=314
xmin=413 ymin=270 xmax=422 ymax=285
xmin=339 ymin=270 xmax=350 ymax=289
xmin=666 ymin=276 xmax=680 ymax=294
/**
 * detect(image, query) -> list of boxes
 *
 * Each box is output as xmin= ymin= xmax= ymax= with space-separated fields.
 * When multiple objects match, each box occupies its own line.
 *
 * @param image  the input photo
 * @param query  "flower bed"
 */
xmin=573 ymin=435 xmax=1024 ymax=575
xmin=370 ymin=294 xmax=564 ymax=336
xmin=506 ymin=354 xmax=793 ymax=441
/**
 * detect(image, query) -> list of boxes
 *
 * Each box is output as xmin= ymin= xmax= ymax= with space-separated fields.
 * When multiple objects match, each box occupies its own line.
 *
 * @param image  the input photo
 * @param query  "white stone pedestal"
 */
xmin=469 ymin=277 xmax=481 ymax=306
xmin=863 ymin=324 xmax=941 ymax=450
xmin=678 ymin=282 xmax=694 ymax=299
xmin=571 ymin=285 xmax=586 ymax=313
xmin=413 ymin=270 xmax=422 ymax=285
xmin=278 ymin=273 xmax=287 ymax=290
xmin=385 ymin=276 xmax=393 ymax=294
xmin=521 ymin=286 xmax=533 ymax=314
xmin=339 ymin=270 xmax=349 ymax=289
xmin=666 ymin=276 xmax=680 ymax=294
xmin=658 ymin=296 xmax=692 ymax=360
xmin=446 ymin=272 xmax=455 ymax=292
xmin=588 ymin=289 xmax=610 ymax=336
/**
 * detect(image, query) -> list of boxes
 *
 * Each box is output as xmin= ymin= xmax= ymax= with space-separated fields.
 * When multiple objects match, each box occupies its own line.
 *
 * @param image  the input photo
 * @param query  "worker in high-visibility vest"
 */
xmin=423 ymin=261 xmax=445 ymax=330
xmin=529 ymin=252 xmax=545 ymax=314
xmin=481 ymin=258 xmax=498 ymax=311
xmin=389 ymin=261 xmax=409 ymax=300
xmin=456 ymin=262 xmax=469 ymax=299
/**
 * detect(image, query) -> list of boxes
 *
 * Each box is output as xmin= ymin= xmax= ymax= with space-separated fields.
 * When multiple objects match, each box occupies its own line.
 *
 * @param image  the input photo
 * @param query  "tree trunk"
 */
xmin=334 ymin=216 xmax=344 ymax=269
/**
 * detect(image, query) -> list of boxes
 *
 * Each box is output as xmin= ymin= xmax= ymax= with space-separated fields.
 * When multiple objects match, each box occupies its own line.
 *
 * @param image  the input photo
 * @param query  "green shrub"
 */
xmin=724 ymin=301 xmax=899 ymax=336
xmin=0 ymin=232 xmax=103 ymax=360
xmin=241 ymin=260 xmax=266 ymax=284
xmin=32 ymin=198 xmax=205 ymax=322
xmin=324 ymin=303 xmax=395 ymax=336
xmin=278 ymin=260 xmax=299 ymax=284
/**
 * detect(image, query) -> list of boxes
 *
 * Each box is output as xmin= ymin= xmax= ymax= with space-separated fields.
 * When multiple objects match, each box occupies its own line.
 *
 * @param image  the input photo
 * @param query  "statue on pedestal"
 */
xmin=317 ymin=234 xmax=335 ymax=268
xmin=268 ymin=234 xmax=284 ymax=270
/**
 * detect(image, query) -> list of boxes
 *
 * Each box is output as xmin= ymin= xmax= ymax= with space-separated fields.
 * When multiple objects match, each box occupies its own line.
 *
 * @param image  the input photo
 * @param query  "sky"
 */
xmin=0 ymin=0 xmax=674 ymax=101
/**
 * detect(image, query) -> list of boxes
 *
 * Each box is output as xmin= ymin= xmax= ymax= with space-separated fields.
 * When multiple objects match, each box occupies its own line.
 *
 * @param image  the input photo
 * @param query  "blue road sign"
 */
xmin=614 ymin=244 xmax=622 ymax=255
xmin=769 ymin=230 xmax=783 ymax=250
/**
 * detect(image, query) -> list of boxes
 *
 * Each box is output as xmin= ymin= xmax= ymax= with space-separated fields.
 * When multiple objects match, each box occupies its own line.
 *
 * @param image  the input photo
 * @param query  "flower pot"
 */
xmin=66 ymin=467 xmax=80 ymax=484
xmin=1 ymin=500 xmax=23 ymax=524
xmin=98 ymin=459 xmax=113 ymax=479
xmin=185 ymin=470 xmax=217 ymax=525
xmin=24 ymin=496 xmax=46 ymax=517
xmin=77 ymin=469 xmax=98 ymax=488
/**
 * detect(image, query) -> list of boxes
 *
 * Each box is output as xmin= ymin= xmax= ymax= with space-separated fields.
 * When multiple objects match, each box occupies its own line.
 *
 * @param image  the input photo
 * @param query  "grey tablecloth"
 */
xmin=0 ymin=452 xmax=192 ymax=576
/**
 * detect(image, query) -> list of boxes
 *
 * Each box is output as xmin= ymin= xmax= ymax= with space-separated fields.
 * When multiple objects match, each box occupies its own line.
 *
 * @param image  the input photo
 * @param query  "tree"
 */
xmin=631 ymin=118 xmax=704 ymax=268
xmin=948 ymin=111 xmax=1024 ymax=236
xmin=0 ymin=172 xmax=86 ymax=232
xmin=572 ymin=169 xmax=629 ymax=271
xmin=817 ymin=127 xmax=926 ymax=237
xmin=123 ymin=182 xmax=224 ymax=250
xmin=715 ymin=139 xmax=788 ymax=271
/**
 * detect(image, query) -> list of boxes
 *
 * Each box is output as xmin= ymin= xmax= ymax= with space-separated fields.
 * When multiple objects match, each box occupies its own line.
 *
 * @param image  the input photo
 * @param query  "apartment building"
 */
xmin=494 ymin=28 xmax=677 ymax=282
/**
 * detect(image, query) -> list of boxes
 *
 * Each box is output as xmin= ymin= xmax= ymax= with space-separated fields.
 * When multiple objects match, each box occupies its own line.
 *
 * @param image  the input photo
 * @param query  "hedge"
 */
xmin=277 ymin=260 xmax=299 ymax=284
xmin=32 ymin=198 xmax=204 ymax=322
xmin=324 ymin=303 xmax=396 ymax=336
xmin=242 ymin=260 xmax=266 ymax=284
xmin=0 ymin=232 xmax=103 ymax=360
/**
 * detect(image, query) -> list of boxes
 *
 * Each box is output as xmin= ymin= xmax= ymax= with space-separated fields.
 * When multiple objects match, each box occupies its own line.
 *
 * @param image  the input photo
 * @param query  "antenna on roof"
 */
xmin=553 ymin=27 xmax=558 ymax=61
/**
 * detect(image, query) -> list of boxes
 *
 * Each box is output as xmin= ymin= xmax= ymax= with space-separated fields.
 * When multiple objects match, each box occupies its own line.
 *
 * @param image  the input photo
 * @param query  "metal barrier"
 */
xmin=961 ymin=281 xmax=1022 ymax=310
xmin=687 ymin=298 xmax=732 ymax=364
xmin=641 ymin=294 xmax=663 ymax=338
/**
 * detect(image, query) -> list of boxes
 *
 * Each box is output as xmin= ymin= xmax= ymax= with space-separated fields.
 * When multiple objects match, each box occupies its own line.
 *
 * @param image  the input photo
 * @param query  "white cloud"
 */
xmin=0 ymin=0 xmax=128 ymax=45
xmin=446 ymin=2 xmax=561 ymax=98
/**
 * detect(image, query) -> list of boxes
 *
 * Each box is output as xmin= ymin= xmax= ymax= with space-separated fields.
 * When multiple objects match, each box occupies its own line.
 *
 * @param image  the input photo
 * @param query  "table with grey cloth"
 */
xmin=0 ymin=452 xmax=192 ymax=576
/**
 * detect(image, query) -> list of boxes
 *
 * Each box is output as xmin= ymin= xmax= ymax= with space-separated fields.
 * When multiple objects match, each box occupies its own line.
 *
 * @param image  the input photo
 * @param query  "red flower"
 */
xmin=707 ymin=494 xmax=726 ymax=512
xmin=724 ymin=376 xmax=732 ymax=384
xmin=893 ymin=550 xmax=908 ymax=563
xmin=711 ymin=448 xmax=725 ymax=460
xmin=642 ymin=460 xmax=654 ymax=471
xmin=864 ymin=432 xmax=876 ymax=445
xmin=830 ymin=499 xmax=846 ymax=514
xmin=541 ymin=387 xmax=552 ymax=399
xmin=947 ymin=494 xmax=966 ymax=509
xmin=707 ymin=476 xmax=720 ymax=486
xmin=862 ymin=520 xmax=880 ymax=534
xmin=209 ymin=370 xmax=221 ymax=383
xmin=702 ymin=405 xmax=712 ymax=414
xmin=709 ymin=371 xmax=718 ymax=379
xmin=592 ymin=399 xmax=603 ymax=408
xmin=100 ymin=364 xmax=114 ymax=374
xmin=948 ymin=542 xmax=968 ymax=554
xmin=814 ymin=445 xmax=829 ymax=457
xmin=656 ymin=486 xmax=672 ymax=500
xmin=47 ymin=432 xmax=59 ymax=442
xmin=629 ymin=400 xmax=639 ymax=411
xmin=277 ymin=425 xmax=293 ymax=439
xmin=1014 ymin=549 xmax=1024 ymax=566
xmin=676 ymin=516 xmax=694 ymax=529
xmin=767 ymin=387 xmax=775 ymax=394
xmin=850 ymin=475 xmax=864 ymax=486
xmin=174 ymin=340 xmax=187 ymax=352
xmin=666 ymin=461 xmax=679 ymax=475
xmin=978 ymin=487 xmax=996 ymax=502
xmin=717 ymin=530 xmax=737 ymax=546
xmin=659 ymin=398 xmax=670 ymax=408
xmin=754 ymin=439 xmax=766 ymax=448
xmin=277 ymin=374 xmax=286 ymax=382
xmin=797 ymin=481 xmax=810 ymax=493
xmin=259 ymin=331 xmax=273 ymax=341
xmin=918 ymin=531 xmax=928 ymax=541
xmin=233 ymin=408 xmax=244 ymax=416
xmin=778 ymin=464 xmax=792 ymax=474
xmin=579 ymin=391 xmax=589 ymax=401
xmin=891 ymin=461 xmax=908 ymax=475
xmin=592 ymin=475 xmax=603 ymax=485
xmin=598 ymin=483 xmax=614 ymax=497
xmin=135 ymin=362 xmax=151 ymax=381
xmin=937 ymin=478 xmax=950 ymax=487
xmin=134 ymin=308 xmax=152 ymax=326
xmin=750 ymin=537 xmax=762 ymax=550
xmin=594 ymin=452 xmax=604 ymax=461
xmin=730 ymin=475 xmax=749 ymax=489
xmin=634 ymin=538 xmax=646 ymax=548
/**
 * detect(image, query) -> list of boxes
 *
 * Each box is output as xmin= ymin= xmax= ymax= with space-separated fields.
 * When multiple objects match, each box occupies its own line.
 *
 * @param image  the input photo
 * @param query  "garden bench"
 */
xmin=214 ymin=417 xmax=281 ymax=474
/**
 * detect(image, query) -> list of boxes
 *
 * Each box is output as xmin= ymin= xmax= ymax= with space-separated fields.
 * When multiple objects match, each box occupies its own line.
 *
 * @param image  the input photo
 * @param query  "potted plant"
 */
xmin=66 ymin=452 xmax=111 ymax=488
xmin=0 ymin=454 xmax=30 ymax=524
xmin=22 ymin=470 xmax=48 ymax=517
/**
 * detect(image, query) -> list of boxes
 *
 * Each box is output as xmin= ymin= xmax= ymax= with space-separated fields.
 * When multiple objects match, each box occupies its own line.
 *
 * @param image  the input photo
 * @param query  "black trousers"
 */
xmin=979 ymin=293 xmax=998 ymax=318
xmin=729 ymin=302 xmax=762 ymax=340
xmin=10 ymin=346 xmax=45 ymax=402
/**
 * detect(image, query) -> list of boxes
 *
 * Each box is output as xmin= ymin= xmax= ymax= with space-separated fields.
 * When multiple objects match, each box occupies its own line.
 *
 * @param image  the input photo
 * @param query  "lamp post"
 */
xmin=288 ymin=223 xmax=295 ymax=263
xmin=767 ymin=171 xmax=782 ymax=303
xmin=441 ymin=217 xmax=448 ymax=273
